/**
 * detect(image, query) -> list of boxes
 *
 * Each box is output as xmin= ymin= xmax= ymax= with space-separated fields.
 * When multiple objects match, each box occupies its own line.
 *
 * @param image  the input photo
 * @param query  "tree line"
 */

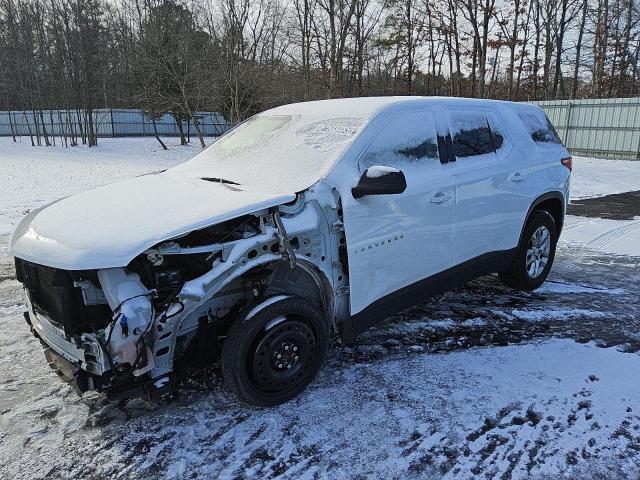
xmin=1 ymin=0 xmax=638 ymax=147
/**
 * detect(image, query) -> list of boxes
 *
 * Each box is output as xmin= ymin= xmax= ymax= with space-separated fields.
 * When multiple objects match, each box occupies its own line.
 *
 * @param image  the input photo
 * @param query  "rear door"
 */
xmin=343 ymin=109 xmax=456 ymax=316
xmin=445 ymin=108 xmax=527 ymax=264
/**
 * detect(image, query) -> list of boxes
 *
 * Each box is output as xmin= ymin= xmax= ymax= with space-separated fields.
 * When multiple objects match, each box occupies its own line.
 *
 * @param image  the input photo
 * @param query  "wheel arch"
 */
xmin=519 ymin=191 xmax=565 ymax=245
xmin=241 ymin=258 xmax=335 ymax=329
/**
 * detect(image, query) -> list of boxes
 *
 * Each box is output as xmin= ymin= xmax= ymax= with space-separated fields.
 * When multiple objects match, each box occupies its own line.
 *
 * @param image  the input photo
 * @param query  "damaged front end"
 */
xmin=16 ymin=257 xmax=182 ymax=396
xmin=15 ymin=193 xmax=348 ymax=398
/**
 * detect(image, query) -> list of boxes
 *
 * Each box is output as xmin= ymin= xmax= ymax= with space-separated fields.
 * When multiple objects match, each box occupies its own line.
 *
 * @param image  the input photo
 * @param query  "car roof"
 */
xmin=263 ymin=96 xmax=538 ymax=121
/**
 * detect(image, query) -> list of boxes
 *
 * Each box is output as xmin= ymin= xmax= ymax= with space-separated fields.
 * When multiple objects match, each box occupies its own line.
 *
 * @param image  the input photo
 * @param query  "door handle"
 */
xmin=510 ymin=172 xmax=526 ymax=182
xmin=430 ymin=191 xmax=452 ymax=204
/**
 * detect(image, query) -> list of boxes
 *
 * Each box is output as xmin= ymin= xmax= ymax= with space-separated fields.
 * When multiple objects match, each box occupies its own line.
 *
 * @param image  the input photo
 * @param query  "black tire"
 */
xmin=499 ymin=210 xmax=557 ymax=291
xmin=222 ymin=296 xmax=328 ymax=406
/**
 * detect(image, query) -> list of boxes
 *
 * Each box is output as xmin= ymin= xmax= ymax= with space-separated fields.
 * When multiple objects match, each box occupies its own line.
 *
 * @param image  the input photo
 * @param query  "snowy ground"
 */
xmin=1 ymin=139 xmax=640 ymax=479
xmin=571 ymin=155 xmax=640 ymax=200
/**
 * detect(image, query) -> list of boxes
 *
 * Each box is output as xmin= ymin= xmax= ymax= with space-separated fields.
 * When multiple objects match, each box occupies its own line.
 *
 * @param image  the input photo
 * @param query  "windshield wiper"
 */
xmin=201 ymin=177 xmax=240 ymax=186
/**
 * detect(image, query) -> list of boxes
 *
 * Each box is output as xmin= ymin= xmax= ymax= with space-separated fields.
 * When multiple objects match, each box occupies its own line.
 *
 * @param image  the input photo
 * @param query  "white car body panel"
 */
xmin=339 ymin=108 xmax=455 ymax=315
xmin=332 ymin=99 xmax=570 ymax=316
xmin=10 ymin=172 xmax=294 ymax=270
xmin=342 ymin=173 xmax=456 ymax=314
xmin=447 ymin=108 xmax=531 ymax=263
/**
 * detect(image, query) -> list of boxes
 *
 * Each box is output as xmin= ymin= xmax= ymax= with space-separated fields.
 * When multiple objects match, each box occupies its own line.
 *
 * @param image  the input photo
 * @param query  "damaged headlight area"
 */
xmin=15 ymin=257 xmax=183 ymax=396
xmin=14 ymin=204 xmax=341 ymax=400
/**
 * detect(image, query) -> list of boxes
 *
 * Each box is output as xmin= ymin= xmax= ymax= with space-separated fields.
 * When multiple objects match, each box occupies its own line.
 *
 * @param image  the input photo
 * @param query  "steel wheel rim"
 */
xmin=526 ymin=225 xmax=551 ymax=279
xmin=249 ymin=316 xmax=317 ymax=393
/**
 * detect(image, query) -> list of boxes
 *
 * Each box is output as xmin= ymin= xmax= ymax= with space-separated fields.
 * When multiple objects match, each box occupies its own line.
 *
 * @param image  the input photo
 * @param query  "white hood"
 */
xmin=10 ymin=172 xmax=294 ymax=270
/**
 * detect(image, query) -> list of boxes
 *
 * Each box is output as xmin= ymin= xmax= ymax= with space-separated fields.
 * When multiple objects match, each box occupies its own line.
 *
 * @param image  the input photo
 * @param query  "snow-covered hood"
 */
xmin=9 ymin=172 xmax=294 ymax=270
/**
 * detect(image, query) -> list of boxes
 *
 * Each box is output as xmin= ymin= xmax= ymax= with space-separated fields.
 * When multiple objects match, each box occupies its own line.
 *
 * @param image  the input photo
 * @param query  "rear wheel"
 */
xmin=499 ymin=210 xmax=557 ymax=291
xmin=222 ymin=296 xmax=328 ymax=406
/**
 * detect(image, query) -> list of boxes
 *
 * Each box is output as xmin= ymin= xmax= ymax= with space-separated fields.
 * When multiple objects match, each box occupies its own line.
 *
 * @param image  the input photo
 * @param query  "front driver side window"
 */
xmin=359 ymin=111 xmax=439 ymax=171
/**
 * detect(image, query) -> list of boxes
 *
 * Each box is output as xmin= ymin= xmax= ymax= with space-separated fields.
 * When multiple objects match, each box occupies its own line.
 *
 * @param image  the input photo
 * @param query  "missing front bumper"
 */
xmin=23 ymin=300 xmax=111 ymax=394
xmin=24 ymin=308 xmax=168 ymax=400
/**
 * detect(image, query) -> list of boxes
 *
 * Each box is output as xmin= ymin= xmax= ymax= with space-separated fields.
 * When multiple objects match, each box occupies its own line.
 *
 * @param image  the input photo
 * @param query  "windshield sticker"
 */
xmin=295 ymin=118 xmax=364 ymax=150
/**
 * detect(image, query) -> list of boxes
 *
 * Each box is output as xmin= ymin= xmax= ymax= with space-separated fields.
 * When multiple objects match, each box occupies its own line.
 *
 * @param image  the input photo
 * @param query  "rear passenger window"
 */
xmin=359 ymin=111 xmax=439 ymax=171
xmin=518 ymin=111 xmax=562 ymax=144
xmin=447 ymin=111 xmax=496 ymax=158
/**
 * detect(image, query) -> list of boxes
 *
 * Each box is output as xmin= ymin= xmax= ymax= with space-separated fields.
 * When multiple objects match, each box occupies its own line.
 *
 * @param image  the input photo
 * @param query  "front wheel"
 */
xmin=222 ymin=296 xmax=328 ymax=406
xmin=499 ymin=210 xmax=557 ymax=291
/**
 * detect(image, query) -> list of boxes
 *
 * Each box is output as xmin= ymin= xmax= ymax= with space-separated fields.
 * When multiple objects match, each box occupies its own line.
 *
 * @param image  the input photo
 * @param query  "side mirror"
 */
xmin=352 ymin=166 xmax=407 ymax=199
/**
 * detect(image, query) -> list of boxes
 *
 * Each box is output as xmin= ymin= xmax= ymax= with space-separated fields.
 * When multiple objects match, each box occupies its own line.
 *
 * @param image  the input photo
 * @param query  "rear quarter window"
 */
xmin=518 ymin=110 xmax=563 ymax=145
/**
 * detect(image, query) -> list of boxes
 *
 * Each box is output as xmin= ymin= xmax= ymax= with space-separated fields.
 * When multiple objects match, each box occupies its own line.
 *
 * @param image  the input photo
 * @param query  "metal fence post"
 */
xmin=565 ymin=103 xmax=573 ymax=150
xmin=635 ymin=118 xmax=640 ymax=160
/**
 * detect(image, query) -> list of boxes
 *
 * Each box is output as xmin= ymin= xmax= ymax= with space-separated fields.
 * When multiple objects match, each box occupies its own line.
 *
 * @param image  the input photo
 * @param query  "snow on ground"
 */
xmin=571 ymin=155 xmax=640 ymax=199
xmin=563 ymin=156 xmax=640 ymax=256
xmin=508 ymin=308 xmax=607 ymax=322
xmin=2 ymin=334 xmax=640 ymax=480
xmin=2 ymin=140 xmax=640 ymax=478
xmin=2 ymin=239 xmax=640 ymax=479
xmin=562 ymin=215 xmax=640 ymax=257
xmin=535 ymin=280 xmax=625 ymax=295
xmin=0 ymin=137 xmax=200 ymax=244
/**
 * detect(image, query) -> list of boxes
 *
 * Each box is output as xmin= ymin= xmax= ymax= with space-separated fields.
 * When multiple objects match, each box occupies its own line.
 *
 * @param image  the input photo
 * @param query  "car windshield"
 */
xmin=170 ymin=114 xmax=366 ymax=194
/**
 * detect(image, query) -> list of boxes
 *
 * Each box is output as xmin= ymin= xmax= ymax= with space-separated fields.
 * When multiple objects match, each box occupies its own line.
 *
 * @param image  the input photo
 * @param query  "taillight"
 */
xmin=561 ymin=156 xmax=573 ymax=171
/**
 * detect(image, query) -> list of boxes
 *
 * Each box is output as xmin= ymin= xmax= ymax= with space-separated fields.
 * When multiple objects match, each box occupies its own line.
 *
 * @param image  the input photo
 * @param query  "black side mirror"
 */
xmin=352 ymin=166 xmax=407 ymax=199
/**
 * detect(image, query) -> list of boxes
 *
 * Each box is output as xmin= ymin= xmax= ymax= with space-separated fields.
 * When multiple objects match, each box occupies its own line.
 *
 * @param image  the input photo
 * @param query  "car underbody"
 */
xmin=15 ymin=185 xmax=350 ymax=398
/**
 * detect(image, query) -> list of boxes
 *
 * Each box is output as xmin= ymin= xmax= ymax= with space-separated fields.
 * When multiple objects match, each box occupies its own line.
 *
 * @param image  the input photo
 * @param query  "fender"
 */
xmin=517 ymin=191 xmax=566 ymax=247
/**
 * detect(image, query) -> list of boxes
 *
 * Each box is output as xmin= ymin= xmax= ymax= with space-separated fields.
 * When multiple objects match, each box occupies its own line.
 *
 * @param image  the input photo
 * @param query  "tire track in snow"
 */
xmin=588 ymin=220 xmax=640 ymax=250
xmin=562 ymin=215 xmax=590 ymax=232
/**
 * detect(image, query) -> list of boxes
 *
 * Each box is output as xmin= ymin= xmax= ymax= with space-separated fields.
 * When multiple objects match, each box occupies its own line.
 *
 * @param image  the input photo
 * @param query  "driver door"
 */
xmin=342 ymin=109 xmax=456 ymax=318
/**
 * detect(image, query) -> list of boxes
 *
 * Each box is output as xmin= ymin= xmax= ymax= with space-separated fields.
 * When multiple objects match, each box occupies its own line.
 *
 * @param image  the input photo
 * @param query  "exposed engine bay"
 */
xmin=15 ymin=190 xmax=350 ymax=398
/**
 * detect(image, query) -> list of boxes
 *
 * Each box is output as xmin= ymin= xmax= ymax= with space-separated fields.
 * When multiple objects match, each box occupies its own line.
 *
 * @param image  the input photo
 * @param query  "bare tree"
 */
xmin=458 ymin=0 xmax=497 ymax=97
xmin=3 ymin=0 xmax=640 ymax=148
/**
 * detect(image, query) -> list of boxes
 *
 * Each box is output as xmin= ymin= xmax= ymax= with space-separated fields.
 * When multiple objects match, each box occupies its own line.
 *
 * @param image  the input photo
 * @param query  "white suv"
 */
xmin=11 ymin=97 xmax=571 ymax=405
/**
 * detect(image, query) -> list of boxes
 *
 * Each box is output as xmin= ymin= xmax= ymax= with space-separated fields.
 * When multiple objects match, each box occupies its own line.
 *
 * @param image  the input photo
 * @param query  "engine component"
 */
xmin=154 ymin=268 xmax=183 ymax=290
xmin=14 ymin=258 xmax=110 ymax=334
xmin=97 ymin=268 xmax=155 ymax=376
xmin=73 ymin=279 xmax=107 ymax=306
xmin=147 ymin=253 xmax=164 ymax=266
